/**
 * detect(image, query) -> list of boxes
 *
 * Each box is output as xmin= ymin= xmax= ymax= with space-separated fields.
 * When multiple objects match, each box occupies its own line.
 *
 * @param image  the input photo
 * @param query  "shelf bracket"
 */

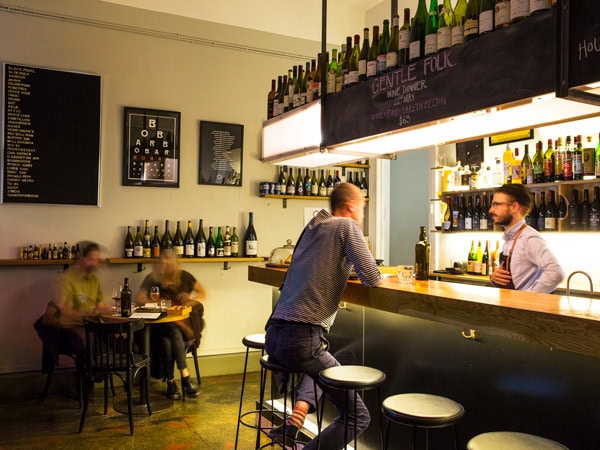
xmin=136 ymin=262 xmax=144 ymax=273
xmin=282 ymin=198 xmax=288 ymax=209
xmin=223 ymin=261 xmax=231 ymax=270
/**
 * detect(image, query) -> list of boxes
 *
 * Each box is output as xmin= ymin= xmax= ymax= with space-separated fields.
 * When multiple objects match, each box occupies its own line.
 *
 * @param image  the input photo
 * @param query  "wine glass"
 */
xmin=150 ymin=286 xmax=160 ymax=305
xmin=111 ymin=283 xmax=121 ymax=316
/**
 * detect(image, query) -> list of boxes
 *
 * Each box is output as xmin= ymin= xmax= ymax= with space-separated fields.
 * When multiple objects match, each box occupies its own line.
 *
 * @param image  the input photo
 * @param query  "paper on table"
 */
xmin=130 ymin=312 xmax=162 ymax=319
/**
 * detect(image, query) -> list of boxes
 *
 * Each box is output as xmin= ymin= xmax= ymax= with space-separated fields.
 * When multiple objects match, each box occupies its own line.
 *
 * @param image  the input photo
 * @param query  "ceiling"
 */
xmin=101 ymin=0 xmax=385 ymax=44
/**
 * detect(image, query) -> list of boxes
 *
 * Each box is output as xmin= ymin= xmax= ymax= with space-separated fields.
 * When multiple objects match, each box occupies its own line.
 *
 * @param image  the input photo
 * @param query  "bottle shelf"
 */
xmin=441 ymin=178 xmax=600 ymax=197
xmin=260 ymin=193 xmax=369 ymax=208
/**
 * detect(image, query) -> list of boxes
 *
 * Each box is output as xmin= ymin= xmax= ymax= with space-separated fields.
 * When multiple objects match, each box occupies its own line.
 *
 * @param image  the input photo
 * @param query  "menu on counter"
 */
xmin=2 ymin=63 xmax=101 ymax=205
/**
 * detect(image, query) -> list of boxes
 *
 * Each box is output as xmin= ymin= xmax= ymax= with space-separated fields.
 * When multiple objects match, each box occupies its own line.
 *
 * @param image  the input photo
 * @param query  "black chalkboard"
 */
xmin=2 ymin=63 xmax=101 ymax=205
xmin=566 ymin=0 xmax=600 ymax=89
xmin=324 ymin=10 xmax=555 ymax=147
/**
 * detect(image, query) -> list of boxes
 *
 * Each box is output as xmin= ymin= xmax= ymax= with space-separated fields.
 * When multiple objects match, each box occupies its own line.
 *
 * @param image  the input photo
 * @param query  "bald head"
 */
xmin=331 ymin=183 xmax=365 ymax=224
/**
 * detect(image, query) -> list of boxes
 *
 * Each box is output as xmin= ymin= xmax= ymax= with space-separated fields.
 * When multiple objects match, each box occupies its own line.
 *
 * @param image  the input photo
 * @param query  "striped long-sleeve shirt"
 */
xmin=272 ymin=209 xmax=382 ymax=331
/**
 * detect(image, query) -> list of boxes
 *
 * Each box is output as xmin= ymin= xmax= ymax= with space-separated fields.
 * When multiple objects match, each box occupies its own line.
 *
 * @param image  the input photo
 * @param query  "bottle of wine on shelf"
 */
xmin=120 ymin=277 xmax=132 ymax=318
xmin=133 ymin=225 xmax=143 ymax=258
xmin=409 ymin=0 xmax=428 ymax=62
xmin=215 ymin=226 xmax=224 ymax=257
xmin=580 ymin=189 xmax=590 ymax=230
xmin=589 ymin=186 xmax=600 ymax=230
xmin=452 ymin=0 xmax=467 ymax=46
xmin=399 ymin=8 xmax=411 ymax=65
xmin=310 ymin=170 xmax=319 ymax=196
xmin=377 ymin=19 xmax=390 ymax=74
xmin=367 ymin=25 xmax=379 ymax=78
xmin=532 ymin=141 xmax=544 ymax=183
xmin=286 ymin=167 xmax=295 ymax=195
xmin=465 ymin=196 xmax=473 ymax=231
xmin=277 ymin=166 xmax=287 ymax=194
xmin=231 ymin=226 xmax=239 ymax=256
xmin=224 ymin=225 xmax=232 ymax=257
xmin=272 ymin=75 xmax=282 ymax=117
xmin=341 ymin=37 xmax=352 ymax=89
xmin=473 ymin=195 xmax=481 ymax=230
xmin=161 ymin=219 xmax=173 ymax=253
xmin=151 ymin=225 xmax=161 ymax=257
xmin=358 ymin=28 xmax=370 ymax=82
xmin=544 ymin=138 xmax=555 ymax=182
xmin=184 ymin=220 xmax=195 ymax=257
xmin=545 ymin=190 xmax=557 ymax=231
xmin=573 ymin=135 xmax=584 ymax=180
xmin=319 ymin=169 xmax=327 ymax=196
xmin=537 ymin=191 xmax=547 ymax=231
xmin=267 ymin=78 xmax=276 ymax=119
xmin=195 ymin=219 xmax=207 ymax=257
xmin=464 ymin=0 xmax=480 ymax=41
xmin=173 ymin=220 xmax=184 ymax=257
xmin=424 ymin=0 xmax=439 ymax=57
xmin=245 ymin=212 xmax=258 ymax=257
xmin=479 ymin=0 xmax=495 ymax=35
xmin=387 ymin=14 xmax=400 ymax=71
xmin=348 ymin=34 xmax=360 ymax=86
xmin=327 ymin=49 xmax=338 ymax=95
xmin=303 ymin=169 xmax=312 ymax=196
xmin=124 ymin=226 xmax=134 ymax=258
xmin=142 ymin=220 xmax=152 ymax=258
xmin=295 ymin=167 xmax=304 ymax=196
xmin=326 ymin=170 xmax=335 ymax=196
xmin=495 ymin=0 xmax=511 ymax=29
xmin=467 ymin=240 xmax=476 ymax=273
xmin=207 ymin=226 xmax=216 ymax=257
xmin=511 ymin=148 xmax=522 ymax=184
xmin=521 ymin=144 xmax=532 ymax=184
xmin=503 ymin=144 xmax=514 ymax=184
xmin=554 ymin=137 xmax=564 ymax=181
xmin=568 ymin=189 xmax=579 ymax=230
xmin=414 ymin=226 xmax=430 ymax=281
xmin=437 ymin=2 xmax=453 ymax=52
xmin=563 ymin=135 xmax=573 ymax=180
xmin=457 ymin=195 xmax=466 ymax=231
xmin=443 ymin=196 xmax=452 ymax=232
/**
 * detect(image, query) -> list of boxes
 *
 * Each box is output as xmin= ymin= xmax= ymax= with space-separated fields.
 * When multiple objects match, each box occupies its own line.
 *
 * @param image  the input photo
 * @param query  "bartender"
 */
xmin=489 ymin=184 xmax=564 ymax=293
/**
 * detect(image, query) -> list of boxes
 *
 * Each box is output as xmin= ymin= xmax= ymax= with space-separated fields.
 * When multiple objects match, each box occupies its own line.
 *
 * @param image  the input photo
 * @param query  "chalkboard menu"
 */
xmin=324 ymin=10 xmax=555 ymax=147
xmin=565 ymin=0 xmax=600 ymax=90
xmin=2 ymin=63 xmax=101 ymax=205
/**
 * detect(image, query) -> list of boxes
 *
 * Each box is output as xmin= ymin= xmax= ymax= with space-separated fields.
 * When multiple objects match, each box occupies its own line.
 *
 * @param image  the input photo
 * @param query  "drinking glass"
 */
xmin=150 ymin=286 xmax=160 ymax=304
xmin=111 ymin=284 xmax=121 ymax=316
xmin=397 ymin=265 xmax=415 ymax=284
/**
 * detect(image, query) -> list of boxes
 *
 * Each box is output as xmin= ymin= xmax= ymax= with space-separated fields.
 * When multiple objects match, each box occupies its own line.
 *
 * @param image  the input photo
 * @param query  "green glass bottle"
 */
xmin=409 ymin=0 xmax=428 ymax=62
xmin=424 ymin=0 xmax=439 ymax=56
xmin=414 ymin=226 xmax=430 ymax=281
xmin=377 ymin=19 xmax=390 ymax=74
xmin=386 ymin=14 xmax=400 ymax=71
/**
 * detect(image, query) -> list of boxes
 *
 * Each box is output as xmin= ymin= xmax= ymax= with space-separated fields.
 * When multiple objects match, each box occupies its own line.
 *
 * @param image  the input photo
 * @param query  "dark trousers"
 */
xmin=151 ymin=323 xmax=187 ymax=380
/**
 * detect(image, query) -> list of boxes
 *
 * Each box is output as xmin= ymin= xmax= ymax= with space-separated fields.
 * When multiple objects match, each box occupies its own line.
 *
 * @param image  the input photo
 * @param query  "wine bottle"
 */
xmin=554 ymin=137 xmax=564 ymax=181
xmin=437 ymin=1 xmax=454 ymax=51
xmin=474 ymin=240 xmax=483 ymax=274
xmin=334 ymin=170 xmax=342 ymax=186
xmin=511 ymin=148 xmax=522 ymax=184
xmin=120 ymin=277 xmax=132 ymax=318
xmin=184 ymin=220 xmax=195 ymax=257
xmin=223 ymin=225 xmax=232 ymax=256
xmin=424 ymin=0 xmax=439 ymax=57
xmin=482 ymin=240 xmax=490 ymax=276
xmin=161 ymin=219 xmax=173 ymax=253
xmin=151 ymin=225 xmax=161 ymax=257
xmin=510 ymin=0 xmax=529 ymax=22
xmin=414 ymin=226 xmax=430 ymax=281
xmin=457 ymin=195 xmax=466 ymax=230
xmin=277 ymin=166 xmax=287 ymax=194
xmin=195 ymin=219 xmax=206 ymax=257
xmin=399 ymin=8 xmax=411 ymax=65
xmin=503 ymin=144 xmax=514 ymax=184
xmin=526 ymin=192 xmax=538 ymax=229
xmin=452 ymin=196 xmax=460 ymax=231
xmin=279 ymin=74 xmax=288 ymax=115
xmin=310 ymin=170 xmax=319 ymax=196
xmin=530 ymin=0 xmax=551 ymax=14
xmin=558 ymin=194 xmax=567 ymax=218
xmin=589 ymin=186 xmax=600 ymax=230
xmin=319 ymin=169 xmax=327 ymax=196
xmin=409 ymin=0 xmax=428 ymax=62
xmin=231 ymin=226 xmax=239 ymax=256
xmin=544 ymin=138 xmax=555 ymax=182
xmin=532 ymin=140 xmax=544 ymax=183
xmin=377 ymin=19 xmax=390 ymax=74
xmin=272 ymin=75 xmax=282 ymax=117
xmin=387 ymin=14 xmax=400 ymax=71
xmin=341 ymin=36 xmax=352 ymax=89
xmin=327 ymin=48 xmax=339 ymax=95
xmin=347 ymin=171 xmax=354 ymax=186
xmin=292 ymin=64 xmax=303 ymax=108
xmin=303 ymin=168 xmax=312 ymax=196
xmin=465 ymin=196 xmax=473 ymax=230
xmin=479 ymin=0 xmax=495 ymax=35
xmin=206 ymin=226 xmax=216 ymax=257
xmin=595 ymin=132 xmax=600 ymax=178
xmin=568 ymin=189 xmax=579 ymax=230
xmin=215 ymin=226 xmax=224 ymax=257
xmin=580 ymin=189 xmax=590 ymax=230
xmin=301 ymin=61 xmax=309 ymax=105
xmin=286 ymin=167 xmax=295 ymax=195
xmin=537 ymin=191 xmax=547 ymax=231
xmin=348 ymin=34 xmax=361 ymax=86
xmin=326 ymin=170 xmax=335 ymax=196
xmin=545 ymin=190 xmax=557 ymax=231
xmin=124 ymin=226 xmax=134 ymax=258
xmin=443 ymin=196 xmax=452 ymax=231
xmin=467 ymin=239 xmax=476 ymax=273
xmin=336 ymin=43 xmax=345 ymax=93
xmin=172 ymin=220 xmax=184 ymax=257
xmin=245 ymin=212 xmax=258 ymax=257
xmin=563 ymin=135 xmax=573 ymax=181
xmin=133 ymin=225 xmax=143 ymax=258
xmin=495 ymin=0 xmax=511 ymax=29
xmin=358 ymin=28 xmax=370 ymax=82
xmin=360 ymin=171 xmax=369 ymax=197
xmin=583 ymin=135 xmax=595 ymax=178
xmin=452 ymin=0 xmax=468 ymax=46
xmin=464 ymin=0 xmax=480 ymax=41
xmin=295 ymin=167 xmax=304 ymax=196
xmin=573 ymin=135 xmax=584 ymax=180
xmin=521 ymin=144 xmax=532 ymax=184
xmin=367 ymin=25 xmax=380 ymax=78
xmin=473 ymin=194 xmax=481 ymax=230
xmin=267 ymin=79 xmax=276 ymax=119
xmin=480 ymin=193 xmax=489 ymax=230
xmin=142 ymin=219 xmax=152 ymax=258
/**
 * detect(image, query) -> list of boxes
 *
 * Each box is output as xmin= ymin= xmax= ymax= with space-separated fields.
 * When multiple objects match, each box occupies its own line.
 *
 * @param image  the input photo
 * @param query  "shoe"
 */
xmin=166 ymin=381 xmax=181 ymax=400
xmin=267 ymin=423 xmax=299 ymax=446
xmin=181 ymin=377 xmax=199 ymax=398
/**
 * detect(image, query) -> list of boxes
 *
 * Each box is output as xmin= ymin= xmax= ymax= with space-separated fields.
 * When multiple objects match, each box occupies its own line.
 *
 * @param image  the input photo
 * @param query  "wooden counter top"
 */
xmin=248 ymin=265 xmax=600 ymax=358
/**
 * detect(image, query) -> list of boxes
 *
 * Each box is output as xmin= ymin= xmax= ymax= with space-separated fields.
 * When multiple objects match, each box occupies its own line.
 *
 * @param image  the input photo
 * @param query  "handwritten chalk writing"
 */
xmin=423 ymin=51 xmax=456 ymax=75
xmin=371 ymin=64 xmax=417 ymax=95
xmin=577 ymin=37 xmax=600 ymax=61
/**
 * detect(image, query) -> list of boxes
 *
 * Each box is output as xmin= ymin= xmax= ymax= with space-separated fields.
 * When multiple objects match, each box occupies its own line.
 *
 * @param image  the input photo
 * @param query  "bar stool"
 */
xmin=234 ymin=333 xmax=266 ymax=450
xmin=317 ymin=365 xmax=387 ymax=450
xmin=467 ymin=432 xmax=570 ymax=450
xmin=381 ymin=393 xmax=464 ymax=450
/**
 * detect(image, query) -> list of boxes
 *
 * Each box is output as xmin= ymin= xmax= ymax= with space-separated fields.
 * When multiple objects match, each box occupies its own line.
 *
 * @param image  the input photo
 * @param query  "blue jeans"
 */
xmin=265 ymin=320 xmax=370 ymax=450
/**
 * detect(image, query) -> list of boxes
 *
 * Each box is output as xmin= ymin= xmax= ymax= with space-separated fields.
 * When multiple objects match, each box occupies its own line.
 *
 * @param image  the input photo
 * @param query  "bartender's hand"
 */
xmin=490 ymin=267 xmax=512 ymax=287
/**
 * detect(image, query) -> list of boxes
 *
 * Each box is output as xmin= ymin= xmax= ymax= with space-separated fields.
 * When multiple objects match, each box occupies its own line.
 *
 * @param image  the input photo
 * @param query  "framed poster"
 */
xmin=199 ymin=121 xmax=243 ymax=186
xmin=123 ymin=107 xmax=180 ymax=187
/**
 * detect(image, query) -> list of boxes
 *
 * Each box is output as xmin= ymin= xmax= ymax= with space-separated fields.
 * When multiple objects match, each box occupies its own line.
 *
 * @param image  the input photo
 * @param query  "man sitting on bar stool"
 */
xmin=265 ymin=183 xmax=382 ymax=449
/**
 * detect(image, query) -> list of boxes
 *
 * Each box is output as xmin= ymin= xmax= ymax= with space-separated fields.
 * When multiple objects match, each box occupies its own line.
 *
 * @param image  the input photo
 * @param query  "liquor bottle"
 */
xmin=563 ymin=135 xmax=574 ymax=180
xmin=354 ymin=170 xmax=362 ymax=187
xmin=206 ymin=226 xmax=216 ymax=257
xmin=545 ymin=190 xmax=557 ymax=231
xmin=295 ymin=167 xmax=304 ymax=196
xmin=573 ymin=135 xmax=584 ymax=180
xmin=532 ymin=140 xmax=544 ymax=183
xmin=215 ymin=226 xmax=224 ymax=257
xmin=161 ymin=219 xmax=173 ymax=252
xmin=409 ymin=0 xmax=428 ymax=62
xmin=347 ymin=171 xmax=354 ymax=186
xmin=195 ymin=219 xmax=206 ymax=257
xmin=231 ymin=226 xmax=239 ymax=256
xmin=495 ymin=0 xmax=511 ymax=29
xmin=558 ymin=194 xmax=567 ymax=218
xmin=286 ymin=167 xmax=295 ymax=195
xmin=288 ymin=66 xmax=296 ymax=111
xmin=467 ymin=239 xmax=476 ymax=273
xmin=521 ymin=144 xmax=532 ymax=184
xmin=414 ymin=226 xmax=430 ymax=281
xmin=452 ymin=196 xmax=460 ymax=231
xmin=124 ymin=226 xmax=134 ymax=258
xmin=537 ymin=191 xmax=546 ymax=231
xmin=301 ymin=61 xmax=309 ymax=105
xmin=272 ymin=75 xmax=282 ymax=117
xmin=554 ymin=137 xmax=564 ymax=181
xmin=33 ymin=243 xmax=40 ymax=260
xmin=312 ymin=56 xmax=321 ymax=101
xmin=279 ymin=74 xmax=288 ymax=115
xmin=184 ymin=220 xmax=195 ymax=257
xmin=424 ymin=0 xmax=439 ymax=56
xmin=292 ymin=64 xmax=303 ymax=108
xmin=52 ymin=243 xmax=59 ymax=260
xmin=583 ymin=135 xmax=595 ymax=178
xmin=464 ymin=0 xmax=480 ymax=41
xmin=62 ymin=242 xmax=69 ymax=260
xmin=120 ymin=277 xmax=132 ymax=318
xmin=172 ymin=220 xmax=184 ymax=257
xmin=399 ymin=8 xmax=411 ymax=65
xmin=151 ymin=225 xmax=161 ymax=257
xmin=457 ymin=195 xmax=466 ymax=230
xmin=465 ymin=196 xmax=473 ymax=230
xmin=474 ymin=240 xmax=483 ymax=274
xmin=223 ymin=225 xmax=232 ymax=256
xmin=443 ymin=196 xmax=452 ymax=231
xmin=580 ymin=189 xmax=590 ymax=230
xmin=452 ymin=0 xmax=468 ymax=46
xmin=527 ymin=192 xmax=538 ymax=229
xmin=277 ymin=166 xmax=287 ymax=194
xmin=511 ymin=148 xmax=522 ymax=184
xmin=358 ymin=28 xmax=370 ymax=82
xmin=568 ymin=189 xmax=579 ymax=230
xmin=326 ymin=170 xmax=335 ymax=196
xmin=596 ymin=132 xmax=600 ymax=178
xmin=341 ymin=36 xmax=352 ymax=88
xmin=133 ymin=225 xmax=143 ymax=257
xmin=310 ymin=170 xmax=319 ymax=196
xmin=479 ymin=0 xmax=495 ymax=35
xmin=348 ymin=34 xmax=360 ymax=86
xmin=482 ymin=240 xmax=490 ymax=276
xmin=245 ymin=212 xmax=258 ymax=257
xmin=510 ymin=0 xmax=529 ymax=22
xmin=327 ymin=48 xmax=339 ymax=95
xmin=377 ymin=19 xmax=390 ymax=74
xmin=367 ymin=25 xmax=380 ymax=78
xmin=473 ymin=194 xmax=481 ymax=230
xmin=319 ymin=169 xmax=327 ymax=196
xmin=360 ymin=171 xmax=369 ymax=197
xmin=74 ymin=243 xmax=81 ymax=259
xmin=437 ymin=1 xmax=454 ymax=51
xmin=530 ymin=0 xmax=551 ymax=14
xmin=544 ymin=138 xmax=555 ymax=182
xmin=589 ymin=186 xmax=600 ymax=230
xmin=303 ymin=168 xmax=312 ymax=196
xmin=142 ymin=220 xmax=152 ymax=258
xmin=336 ymin=43 xmax=345 ymax=92
xmin=503 ymin=144 xmax=514 ymax=184
xmin=480 ymin=193 xmax=489 ymax=230
xmin=334 ymin=170 xmax=342 ymax=186
xmin=267 ymin=79 xmax=276 ymax=119
xmin=387 ymin=15 xmax=400 ymax=71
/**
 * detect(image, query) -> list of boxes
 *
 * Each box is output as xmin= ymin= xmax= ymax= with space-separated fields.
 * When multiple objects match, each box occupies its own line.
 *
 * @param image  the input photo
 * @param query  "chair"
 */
xmin=466 ymin=431 xmax=570 ymax=450
xmin=381 ymin=393 xmax=464 ymax=450
xmin=79 ymin=317 xmax=152 ymax=435
xmin=184 ymin=339 xmax=201 ymax=385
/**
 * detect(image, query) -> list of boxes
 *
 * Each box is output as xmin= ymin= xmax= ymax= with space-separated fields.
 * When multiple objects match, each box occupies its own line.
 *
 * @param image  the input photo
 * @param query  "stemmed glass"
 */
xmin=150 ymin=286 xmax=160 ymax=306
xmin=111 ymin=284 xmax=122 ymax=316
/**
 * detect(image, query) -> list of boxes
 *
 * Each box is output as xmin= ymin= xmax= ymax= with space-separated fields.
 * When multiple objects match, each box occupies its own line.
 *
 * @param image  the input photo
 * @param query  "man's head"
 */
xmin=330 ymin=183 xmax=365 ymax=225
xmin=489 ymin=184 xmax=532 ymax=227
xmin=76 ymin=241 xmax=104 ymax=273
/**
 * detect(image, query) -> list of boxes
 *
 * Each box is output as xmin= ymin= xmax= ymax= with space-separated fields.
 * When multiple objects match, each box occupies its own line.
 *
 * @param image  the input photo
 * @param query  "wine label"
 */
xmin=424 ymin=34 xmax=437 ymax=56
xmin=196 ymin=242 xmax=206 ymax=257
xmin=133 ymin=245 xmax=143 ymax=257
xmin=386 ymin=52 xmax=398 ymax=70
xmin=437 ymin=27 xmax=451 ymax=51
xmin=376 ymin=54 xmax=386 ymax=74
xmin=479 ymin=10 xmax=494 ymax=34
xmin=464 ymin=18 xmax=479 ymax=37
xmin=348 ymin=70 xmax=359 ymax=85
xmin=366 ymin=60 xmax=377 ymax=77
xmin=399 ymin=30 xmax=409 ymax=49
xmin=408 ymin=40 xmax=421 ymax=61
xmin=184 ymin=244 xmax=195 ymax=257
xmin=510 ymin=0 xmax=529 ymax=21
xmin=451 ymin=26 xmax=464 ymax=46
xmin=245 ymin=240 xmax=257 ymax=256
xmin=495 ymin=2 xmax=511 ymax=28
xmin=529 ymin=0 xmax=550 ymax=14
xmin=358 ymin=60 xmax=367 ymax=77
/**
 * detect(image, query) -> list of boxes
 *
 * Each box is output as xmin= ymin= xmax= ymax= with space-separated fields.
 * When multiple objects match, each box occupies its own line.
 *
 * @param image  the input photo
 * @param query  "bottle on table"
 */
xmin=245 ymin=212 xmax=258 ymax=257
xmin=120 ymin=277 xmax=132 ymax=318
xmin=414 ymin=226 xmax=430 ymax=281
xmin=124 ymin=226 xmax=134 ymax=258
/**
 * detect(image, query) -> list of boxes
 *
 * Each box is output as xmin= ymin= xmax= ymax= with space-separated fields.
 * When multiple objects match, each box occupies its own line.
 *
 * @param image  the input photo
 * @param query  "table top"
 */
xmin=101 ymin=309 xmax=190 ymax=324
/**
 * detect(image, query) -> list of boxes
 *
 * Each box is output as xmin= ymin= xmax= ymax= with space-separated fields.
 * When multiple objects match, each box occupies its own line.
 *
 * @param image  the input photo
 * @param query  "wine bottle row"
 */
xmin=19 ymin=242 xmax=80 ymax=260
xmin=267 ymin=0 xmax=556 ymax=118
xmin=465 ymin=239 xmax=500 ymax=275
xmin=123 ymin=214 xmax=258 ymax=259
xmin=265 ymin=166 xmax=368 ymax=198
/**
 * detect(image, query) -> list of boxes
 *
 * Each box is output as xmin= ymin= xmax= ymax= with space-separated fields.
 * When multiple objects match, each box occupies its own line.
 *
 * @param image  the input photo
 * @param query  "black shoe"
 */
xmin=166 ymin=381 xmax=181 ymax=400
xmin=267 ymin=423 xmax=299 ymax=446
xmin=181 ymin=377 xmax=199 ymax=398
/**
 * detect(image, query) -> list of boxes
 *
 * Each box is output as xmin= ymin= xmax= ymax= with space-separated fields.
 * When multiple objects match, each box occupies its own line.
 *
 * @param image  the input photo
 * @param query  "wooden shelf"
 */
xmin=260 ymin=193 xmax=369 ymax=208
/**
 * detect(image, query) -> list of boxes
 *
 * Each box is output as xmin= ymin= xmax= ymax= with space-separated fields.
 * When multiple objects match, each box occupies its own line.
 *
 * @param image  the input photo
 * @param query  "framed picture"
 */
xmin=122 ymin=107 xmax=180 ymax=187
xmin=489 ymin=129 xmax=534 ymax=146
xmin=199 ymin=121 xmax=243 ymax=186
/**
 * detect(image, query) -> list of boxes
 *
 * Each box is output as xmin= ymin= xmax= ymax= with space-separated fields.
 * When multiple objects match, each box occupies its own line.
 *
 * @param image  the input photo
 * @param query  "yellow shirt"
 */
xmin=53 ymin=267 xmax=103 ymax=327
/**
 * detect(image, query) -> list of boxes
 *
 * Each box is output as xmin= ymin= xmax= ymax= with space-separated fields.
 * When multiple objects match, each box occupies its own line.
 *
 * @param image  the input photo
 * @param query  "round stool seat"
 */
xmin=467 ymin=432 xmax=569 ymax=450
xmin=260 ymin=354 xmax=294 ymax=373
xmin=382 ymin=393 xmax=464 ymax=428
xmin=319 ymin=365 xmax=386 ymax=390
xmin=242 ymin=333 xmax=265 ymax=350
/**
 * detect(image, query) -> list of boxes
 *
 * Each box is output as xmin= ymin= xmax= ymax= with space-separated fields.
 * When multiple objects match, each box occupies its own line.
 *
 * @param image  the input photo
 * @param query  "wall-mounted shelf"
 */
xmin=260 ymin=193 xmax=369 ymax=208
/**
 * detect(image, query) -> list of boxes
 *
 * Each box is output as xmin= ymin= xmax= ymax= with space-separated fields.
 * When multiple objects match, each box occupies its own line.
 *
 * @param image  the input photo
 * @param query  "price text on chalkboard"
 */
xmin=2 ymin=63 xmax=101 ymax=205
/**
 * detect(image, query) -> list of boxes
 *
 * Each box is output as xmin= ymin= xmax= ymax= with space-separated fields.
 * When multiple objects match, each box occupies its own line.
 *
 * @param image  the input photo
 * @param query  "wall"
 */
xmin=0 ymin=0 xmax=336 ymax=373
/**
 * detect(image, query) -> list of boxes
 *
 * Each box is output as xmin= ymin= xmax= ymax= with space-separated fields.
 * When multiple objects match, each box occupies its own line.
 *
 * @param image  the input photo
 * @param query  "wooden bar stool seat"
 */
xmin=467 ymin=432 xmax=569 ymax=450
